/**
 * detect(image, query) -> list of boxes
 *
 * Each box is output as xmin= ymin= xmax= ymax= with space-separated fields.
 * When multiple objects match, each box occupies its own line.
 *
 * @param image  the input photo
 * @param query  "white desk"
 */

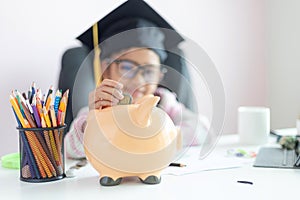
xmin=1 ymin=135 xmax=299 ymax=200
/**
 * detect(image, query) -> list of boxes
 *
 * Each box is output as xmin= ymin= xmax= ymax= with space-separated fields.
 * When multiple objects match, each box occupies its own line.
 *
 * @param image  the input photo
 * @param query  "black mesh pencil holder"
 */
xmin=17 ymin=125 xmax=67 ymax=183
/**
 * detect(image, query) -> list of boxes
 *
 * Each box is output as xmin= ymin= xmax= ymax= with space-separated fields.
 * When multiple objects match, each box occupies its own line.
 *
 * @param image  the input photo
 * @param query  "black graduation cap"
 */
xmin=76 ymin=0 xmax=184 ymax=60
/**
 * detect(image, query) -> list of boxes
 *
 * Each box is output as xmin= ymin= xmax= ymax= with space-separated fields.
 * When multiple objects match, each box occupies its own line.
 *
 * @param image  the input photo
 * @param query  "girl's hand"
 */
xmin=89 ymin=79 xmax=124 ymax=110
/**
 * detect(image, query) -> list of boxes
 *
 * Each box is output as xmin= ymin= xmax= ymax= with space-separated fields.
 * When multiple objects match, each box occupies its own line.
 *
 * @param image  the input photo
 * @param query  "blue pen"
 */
xmin=54 ymin=89 xmax=62 ymax=115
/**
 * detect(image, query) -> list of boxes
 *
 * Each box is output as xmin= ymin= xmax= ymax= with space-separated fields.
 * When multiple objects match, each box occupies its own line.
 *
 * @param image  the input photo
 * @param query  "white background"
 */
xmin=0 ymin=0 xmax=299 ymax=156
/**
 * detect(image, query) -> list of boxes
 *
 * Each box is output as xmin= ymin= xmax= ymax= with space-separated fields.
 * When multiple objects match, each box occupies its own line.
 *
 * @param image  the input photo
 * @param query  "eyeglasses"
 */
xmin=108 ymin=59 xmax=167 ymax=82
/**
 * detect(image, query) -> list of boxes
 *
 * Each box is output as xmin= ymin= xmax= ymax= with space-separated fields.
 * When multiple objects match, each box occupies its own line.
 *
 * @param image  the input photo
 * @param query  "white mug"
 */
xmin=238 ymin=106 xmax=270 ymax=145
xmin=297 ymin=119 xmax=300 ymax=135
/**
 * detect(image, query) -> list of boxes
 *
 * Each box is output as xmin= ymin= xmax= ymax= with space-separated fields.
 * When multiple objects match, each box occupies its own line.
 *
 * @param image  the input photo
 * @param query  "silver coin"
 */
xmin=118 ymin=93 xmax=132 ymax=105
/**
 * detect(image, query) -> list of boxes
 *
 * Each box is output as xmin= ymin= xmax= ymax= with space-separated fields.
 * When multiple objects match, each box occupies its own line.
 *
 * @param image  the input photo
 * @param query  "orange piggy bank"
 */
xmin=83 ymin=94 xmax=181 ymax=186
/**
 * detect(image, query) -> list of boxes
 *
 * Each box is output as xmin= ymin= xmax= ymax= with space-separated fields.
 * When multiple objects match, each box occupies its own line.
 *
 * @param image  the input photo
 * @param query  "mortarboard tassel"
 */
xmin=92 ymin=23 xmax=102 ymax=87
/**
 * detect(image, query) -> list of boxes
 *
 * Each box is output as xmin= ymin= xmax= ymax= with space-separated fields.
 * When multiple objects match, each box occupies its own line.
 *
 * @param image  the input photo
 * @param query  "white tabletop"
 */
xmin=1 ymin=135 xmax=299 ymax=200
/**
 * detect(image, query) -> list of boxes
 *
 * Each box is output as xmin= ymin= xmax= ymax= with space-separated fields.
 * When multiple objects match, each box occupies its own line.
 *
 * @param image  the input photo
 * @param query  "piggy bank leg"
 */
xmin=139 ymin=175 xmax=161 ymax=184
xmin=100 ymin=176 xmax=122 ymax=186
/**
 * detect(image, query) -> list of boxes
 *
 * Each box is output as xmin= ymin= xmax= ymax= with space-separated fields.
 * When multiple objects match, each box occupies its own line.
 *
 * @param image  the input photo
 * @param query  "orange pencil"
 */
xmin=28 ymin=139 xmax=47 ymax=179
xmin=35 ymin=94 xmax=43 ymax=119
xmin=45 ymin=96 xmax=52 ymax=111
xmin=58 ymin=90 xmax=68 ymax=153
xmin=33 ymin=127 xmax=59 ymax=176
xmin=29 ymin=131 xmax=56 ymax=178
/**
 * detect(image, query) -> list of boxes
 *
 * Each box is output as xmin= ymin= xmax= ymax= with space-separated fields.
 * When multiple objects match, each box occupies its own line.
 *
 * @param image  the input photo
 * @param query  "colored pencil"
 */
xmin=31 ymin=97 xmax=41 ymax=128
xmin=30 ymin=82 xmax=36 ymax=103
xmin=45 ymin=85 xmax=53 ymax=108
xmin=43 ymin=107 xmax=60 ymax=167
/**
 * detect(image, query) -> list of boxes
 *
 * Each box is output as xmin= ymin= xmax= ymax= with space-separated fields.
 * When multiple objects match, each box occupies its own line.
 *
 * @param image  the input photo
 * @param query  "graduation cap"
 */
xmin=76 ymin=0 xmax=185 ymax=86
xmin=77 ymin=0 xmax=184 ymax=56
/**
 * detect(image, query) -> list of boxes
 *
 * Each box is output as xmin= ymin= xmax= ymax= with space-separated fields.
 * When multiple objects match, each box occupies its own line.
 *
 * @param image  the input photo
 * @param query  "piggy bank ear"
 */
xmin=132 ymin=95 xmax=160 ymax=127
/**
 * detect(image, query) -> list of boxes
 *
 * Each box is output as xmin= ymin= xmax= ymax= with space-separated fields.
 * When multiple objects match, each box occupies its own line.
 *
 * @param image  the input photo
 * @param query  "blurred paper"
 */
xmin=162 ymin=146 xmax=255 ymax=176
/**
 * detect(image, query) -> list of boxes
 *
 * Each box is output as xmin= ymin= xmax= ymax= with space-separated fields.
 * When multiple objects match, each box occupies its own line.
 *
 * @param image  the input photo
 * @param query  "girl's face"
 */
xmin=102 ymin=48 xmax=163 ymax=102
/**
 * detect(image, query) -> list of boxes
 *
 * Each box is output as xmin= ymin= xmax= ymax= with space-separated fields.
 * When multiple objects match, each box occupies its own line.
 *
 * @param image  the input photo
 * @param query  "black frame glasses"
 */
xmin=107 ymin=59 xmax=167 ymax=82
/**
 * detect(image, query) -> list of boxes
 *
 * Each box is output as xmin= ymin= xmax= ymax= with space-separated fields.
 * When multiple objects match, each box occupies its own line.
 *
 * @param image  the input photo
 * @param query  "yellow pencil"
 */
xmin=57 ymin=97 xmax=66 ymax=126
xmin=57 ymin=91 xmax=68 ymax=156
xmin=9 ymin=95 xmax=27 ymax=128
xmin=43 ymin=107 xmax=60 ymax=167
xmin=40 ymin=114 xmax=54 ymax=165
xmin=49 ymin=105 xmax=63 ymax=172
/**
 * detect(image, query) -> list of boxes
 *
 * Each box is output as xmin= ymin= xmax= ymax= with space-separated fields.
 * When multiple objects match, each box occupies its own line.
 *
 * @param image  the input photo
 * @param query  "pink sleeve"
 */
xmin=64 ymin=108 xmax=88 ymax=159
xmin=155 ymin=88 xmax=209 ymax=146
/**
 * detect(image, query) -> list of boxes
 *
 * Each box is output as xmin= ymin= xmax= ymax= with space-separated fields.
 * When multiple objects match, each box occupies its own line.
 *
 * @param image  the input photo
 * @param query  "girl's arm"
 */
xmin=64 ymin=107 xmax=88 ymax=159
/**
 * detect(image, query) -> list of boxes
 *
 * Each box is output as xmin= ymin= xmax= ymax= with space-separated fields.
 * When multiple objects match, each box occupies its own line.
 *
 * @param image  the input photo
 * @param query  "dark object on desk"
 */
xmin=237 ymin=180 xmax=253 ymax=185
xmin=169 ymin=163 xmax=186 ymax=167
xmin=279 ymin=136 xmax=298 ymax=150
xmin=253 ymin=147 xmax=300 ymax=169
